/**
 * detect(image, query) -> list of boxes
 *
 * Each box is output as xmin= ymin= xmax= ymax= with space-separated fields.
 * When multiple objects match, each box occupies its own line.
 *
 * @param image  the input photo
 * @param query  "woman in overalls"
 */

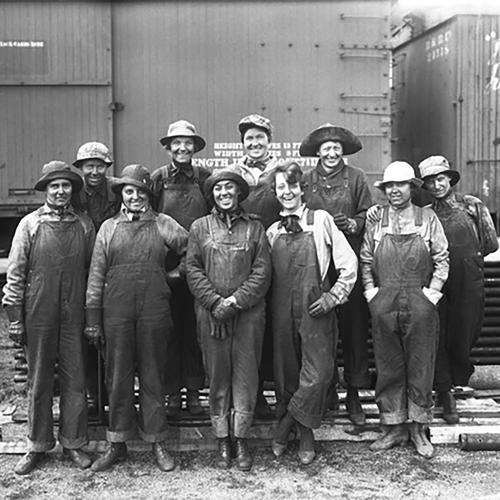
xmin=267 ymin=161 xmax=357 ymax=464
xmin=186 ymin=170 xmax=271 ymax=471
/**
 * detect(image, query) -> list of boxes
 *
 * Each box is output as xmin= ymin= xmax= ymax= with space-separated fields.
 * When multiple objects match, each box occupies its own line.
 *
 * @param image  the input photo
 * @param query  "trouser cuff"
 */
xmin=58 ymin=433 xmax=88 ymax=450
xmin=233 ymin=410 xmax=254 ymax=438
xmin=138 ymin=427 xmax=169 ymax=443
xmin=107 ymin=429 xmax=137 ymax=442
xmin=379 ymin=409 xmax=408 ymax=425
xmin=408 ymin=398 xmax=433 ymax=424
xmin=27 ymin=437 xmax=56 ymax=453
xmin=211 ymin=413 xmax=229 ymax=438
xmin=289 ymin=402 xmax=322 ymax=429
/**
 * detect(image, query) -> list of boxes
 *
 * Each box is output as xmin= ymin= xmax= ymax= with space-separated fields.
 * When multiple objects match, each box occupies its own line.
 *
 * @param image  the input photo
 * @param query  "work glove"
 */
xmin=363 ymin=287 xmax=379 ymax=303
xmin=8 ymin=321 xmax=26 ymax=346
xmin=212 ymin=297 xmax=238 ymax=322
xmin=84 ymin=324 xmax=105 ymax=348
xmin=308 ymin=292 xmax=337 ymax=318
xmin=422 ymin=287 xmax=443 ymax=306
xmin=209 ymin=318 xmax=231 ymax=340
xmin=366 ymin=204 xmax=382 ymax=224
xmin=333 ymin=213 xmax=350 ymax=231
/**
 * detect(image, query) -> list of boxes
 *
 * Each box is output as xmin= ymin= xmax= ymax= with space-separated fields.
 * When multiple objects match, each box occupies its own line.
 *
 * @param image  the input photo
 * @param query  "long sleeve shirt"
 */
xmin=360 ymin=203 xmax=449 ymax=292
xmin=267 ymin=204 xmax=358 ymax=304
xmin=2 ymin=204 xmax=95 ymax=309
xmin=233 ymin=154 xmax=279 ymax=186
xmin=85 ymin=207 xmax=188 ymax=309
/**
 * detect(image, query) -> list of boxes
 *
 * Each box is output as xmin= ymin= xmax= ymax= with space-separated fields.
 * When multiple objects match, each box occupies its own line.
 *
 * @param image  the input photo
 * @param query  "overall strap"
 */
xmin=306 ymin=208 xmax=315 ymax=225
xmin=381 ymin=206 xmax=390 ymax=228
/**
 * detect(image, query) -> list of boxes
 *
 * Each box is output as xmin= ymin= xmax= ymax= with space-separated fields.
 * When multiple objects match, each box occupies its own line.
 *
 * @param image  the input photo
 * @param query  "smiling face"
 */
xmin=213 ymin=180 xmax=240 ymax=212
xmin=243 ymin=127 xmax=270 ymax=162
xmin=168 ymin=137 xmax=195 ymax=165
xmin=423 ymin=173 xmax=452 ymax=199
xmin=318 ymin=140 xmax=343 ymax=170
xmin=384 ymin=181 xmax=412 ymax=209
xmin=80 ymin=159 xmax=109 ymax=188
xmin=46 ymin=178 xmax=73 ymax=207
xmin=121 ymin=185 xmax=150 ymax=212
xmin=274 ymin=171 xmax=303 ymax=213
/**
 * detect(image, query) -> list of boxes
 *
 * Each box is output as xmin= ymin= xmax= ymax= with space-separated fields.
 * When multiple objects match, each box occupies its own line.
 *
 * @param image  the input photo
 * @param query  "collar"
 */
xmin=170 ymin=162 xmax=194 ymax=178
xmin=279 ymin=203 xmax=306 ymax=218
xmin=315 ymin=159 xmax=346 ymax=178
xmin=211 ymin=206 xmax=249 ymax=226
xmin=41 ymin=203 xmax=76 ymax=218
xmin=242 ymin=153 xmax=274 ymax=171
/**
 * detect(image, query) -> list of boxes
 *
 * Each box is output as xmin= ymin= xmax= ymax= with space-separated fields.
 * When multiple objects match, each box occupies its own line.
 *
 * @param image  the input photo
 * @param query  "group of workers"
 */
xmin=2 ymin=114 xmax=497 ymax=476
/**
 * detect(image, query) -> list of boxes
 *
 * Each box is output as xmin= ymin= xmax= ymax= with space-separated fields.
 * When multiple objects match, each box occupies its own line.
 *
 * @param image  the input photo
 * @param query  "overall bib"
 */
xmin=196 ymin=217 xmax=265 ymax=438
xmin=271 ymin=210 xmax=336 ymax=429
xmin=306 ymin=167 xmax=369 ymax=387
xmin=103 ymin=219 xmax=171 ymax=443
xmin=25 ymin=219 xmax=88 ymax=452
xmin=157 ymin=166 xmax=206 ymax=395
xmin=369 ymin=207 xmax=439 ymax=425
xmin=433 ymin=197 xmax=484 ymax=390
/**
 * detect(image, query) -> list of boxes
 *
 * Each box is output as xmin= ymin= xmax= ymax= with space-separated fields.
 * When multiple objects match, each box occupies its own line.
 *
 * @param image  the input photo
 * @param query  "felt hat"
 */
xmin=112 ymin=164 xmax=154 ymax=198
xmin=203 ymin=169 xmax=250 ymax=202
xmin=34 ymin=160 xmax=84 ymax=192
xmin=73 ymin=141 xmax=113 ymax=168
xmin=159 ymin=120 xmax=206 ymax=152
xmin=418 ymin=155 xmax=460 ymax=186
xmin=238 ymin=114 xmax=273 ymax=140
xmin=299 ymin=123 xmax=362 ymax=156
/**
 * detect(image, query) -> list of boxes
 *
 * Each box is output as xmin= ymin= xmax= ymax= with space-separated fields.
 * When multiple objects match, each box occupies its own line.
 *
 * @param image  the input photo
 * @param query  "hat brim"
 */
xmin=111 ymin=178 xmax=155 ymax=198
xmin=73 ymin=158 xmax=112 ymax=169
xmin=203 ymin=171 xmax=250 ymax=203
xmin=159 ymin=135 xmax=206 ymax=153
xmin=374 ymin=178 xmax=424 ymax=190
xmin=34 ymin=170 xmax=84 ymax=192
xmin=299 ymin=126 xmax=362 ymax=157
xmin=421 ymin=169 xmax=460 ymax=187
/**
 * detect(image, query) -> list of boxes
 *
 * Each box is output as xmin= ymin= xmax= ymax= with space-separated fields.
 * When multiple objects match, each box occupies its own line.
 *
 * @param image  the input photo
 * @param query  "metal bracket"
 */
xmin=340 ymin=92 xmax=388 ymax=99
xmin=339 ymin=13 xmax=388 ymax=21
xmin=339 ymin=107 xmax=389 ymax=116
xmin=339 ymin=52 xmax=389 ymax=60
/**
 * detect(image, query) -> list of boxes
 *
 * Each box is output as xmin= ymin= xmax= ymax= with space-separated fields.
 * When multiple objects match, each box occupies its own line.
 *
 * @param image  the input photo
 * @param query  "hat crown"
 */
xmin=119 ymin=164 xmax=151 ymax=185
xmin=76 ymin=141 xmax=112 ymax=164
xmin=238 ymin=114 xmax=273 ymax=136
xmin=418 ymin=155 xmax=451 ymax=178
xmin=41 ymin=160 xmax=72 ymax=177
xmin=166 ymin=120 xmax=198 ymax=138
xmin=382 ymin=161 xmax=416 ymax=183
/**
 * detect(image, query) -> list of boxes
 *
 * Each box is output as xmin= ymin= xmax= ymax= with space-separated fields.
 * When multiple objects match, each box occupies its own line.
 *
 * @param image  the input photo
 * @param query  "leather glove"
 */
xmin=8 ymin=321 xmax=26 ymax=346
xmin=333 ymin=213 xmax=350 ymax=231
xmin=364 ymin=287 xmax=379 ymax=303
xmin=212 ymin=297 xmax=238 ymax=322
xmin=308 ymin=292 xmax=337 ymax=318
xmin=210 ymin=319 xmax=230 ymax=340
xmin=422 ymin=287 xmax=443 ymax=306
xmin=84 ymin=324 xmax=105 ymax=348
xmin=366 ymin=204 xmax=382 ymax=224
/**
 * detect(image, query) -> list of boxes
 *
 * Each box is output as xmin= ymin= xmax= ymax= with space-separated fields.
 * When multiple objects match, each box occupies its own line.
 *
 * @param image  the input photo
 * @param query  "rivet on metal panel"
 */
xmin=314 ymin=43 xmax=320 ymax=48
xmin=288 ymin=43 xmax=293 ymax=48
xmin=313 ymin=107 xmax=319 ymax=112
xmin=260 ymin=42 xmax=265 ymax=47
xmin=287 ymin=107 xmax=292 ymax=112
xmin=261 ymin=106 xmax=266 ymax=111
xmin=340 ymin=42 xmax=345 ymax=48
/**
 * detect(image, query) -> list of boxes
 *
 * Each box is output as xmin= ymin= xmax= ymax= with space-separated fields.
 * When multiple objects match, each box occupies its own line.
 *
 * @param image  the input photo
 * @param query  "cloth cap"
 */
xmin=418 ymin=155 xmax=460 ymax=186
xmin=299 ymin=123 xmax=362 ymax=157
xmin=34 ymin=160 xmax=84 ymax=192
xmin=112 ymin=164 xmax=154 ymax=197
xmin=159 ymin=120 xmax=206 ymax=152
xmin=203 ymin=169 xmax=250 ymax=203
xmin=73 ymin=141 xmax=113 ymax=168
xmin=374 ymin=161 xmax=423 ymax=190
xmin=238 ymin=114 xmax=273 ymax=140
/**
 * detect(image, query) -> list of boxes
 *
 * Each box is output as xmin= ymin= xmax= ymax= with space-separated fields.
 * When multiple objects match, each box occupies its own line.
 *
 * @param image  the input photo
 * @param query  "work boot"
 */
xmin=91 ymin=442 xmax=127 ymax=472
xmin=14 ymin=452 xmax=45 ymax=475
xmin=346 ymin=387 xmax=366 ymax=426
xmin=234 ymin=438 xmax=252 ymax=471
xmin=216 ymin=437 xmax=232 ymax=469
xmin=255 ymin=389 xmax=273 ymax=418
xmin=272 ymin=412 xmax=295 ymax=457
xmin=438 ymin=391 xmax=459 ymax=424
xmin=326 ymin=384 xmax=340 ymax=411
xmin=409 ymin=422 xmax=434 ymax=458
xmin=297 ymin=424 xmax=315 ymax=465
xmin=63 ymin=447 xmax=92 ymax=469
xmin=370 ymin=424 xmax=408 ymax=451
xmin=186 ymin=390 xmax=205 ymax=416
xmin=152 ymin=442 xmax=176 ymax=472
xmin=166 ymin=393 xmax=182 ymax=418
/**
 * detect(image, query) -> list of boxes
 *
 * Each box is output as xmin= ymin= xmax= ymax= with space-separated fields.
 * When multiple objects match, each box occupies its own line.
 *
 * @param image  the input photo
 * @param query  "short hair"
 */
xmin=270 ymin=159 xmax=304 ymax=190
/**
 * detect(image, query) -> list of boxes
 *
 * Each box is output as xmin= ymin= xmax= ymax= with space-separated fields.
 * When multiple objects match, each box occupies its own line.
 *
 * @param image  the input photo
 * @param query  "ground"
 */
xmin=1 ymin=312 xmax=500 ymax=499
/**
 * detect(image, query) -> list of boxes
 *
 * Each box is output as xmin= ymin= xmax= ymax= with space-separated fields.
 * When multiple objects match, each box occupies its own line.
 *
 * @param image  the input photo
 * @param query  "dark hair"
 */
xmin=270 ymin=160 xmax=304 ymax=191
xmin=240 ymin=125 xmax=271 ymax=143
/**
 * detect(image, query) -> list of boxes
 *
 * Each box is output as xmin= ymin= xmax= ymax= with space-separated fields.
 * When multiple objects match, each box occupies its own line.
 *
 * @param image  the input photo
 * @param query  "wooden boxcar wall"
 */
xmin=0 ymin=0 xmax=391 ymax=216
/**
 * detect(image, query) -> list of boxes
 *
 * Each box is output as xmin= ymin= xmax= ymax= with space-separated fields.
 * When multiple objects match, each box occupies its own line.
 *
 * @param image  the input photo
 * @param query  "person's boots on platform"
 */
xmin=63 ymin=447 xmax=92 ymax=469
xmin=409 ymin=422 xmax=434 ymax=458
xmin=345 ymin=386 xmax=366 ymax=426
xmin=437 ymin=390 xmax=459 ymax=424
xmin=166 ymin=392 xmax=182 ymax=418
xmin=297 ymin=423 xmax=315 ymax=465
xmin=14 ymin=452 xmax=45 ymax=475
xmin=186 ymin=389 xmax=205 ymax=416
xmin=370 ymin=424 xmax=408 ymax=451
xmin=216 ymin=436 xmax=232 ymax=469
xmin=234 ymin=438 xmax=253 ymax=471
xmin=91 ymin=442 xmax=127 ymax=472
xmin=272 ymin=411 xmax=295 ymax=457
xmin=152 ymin=441 xmax=176 ymax=471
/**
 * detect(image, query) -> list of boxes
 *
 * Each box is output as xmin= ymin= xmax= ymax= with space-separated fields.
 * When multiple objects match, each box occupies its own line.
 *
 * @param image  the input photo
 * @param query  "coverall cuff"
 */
xmin=210 ymin=413 xmax=230 ymax=438
xmin=58 ymin=432 xmax=88 ymax=450
xmin=428 ymin=277 xmax=445 ymax=292
xmin=5 ymin=305 xmax=23 ymax=323
xmin=107 ymin=428 xmax=136 ymax=443
xmin=85 ymin=307 xmax=103 ymax=326
xmin=379 ymin=409 xmax=408 ymax=426
xmin=289 ymin=404 xmax=322 ymax=430
xmin=408 ymin=398 xmax=434 ymax=424
xmin=27 ymin=436 xmax=56 ymax=453
xmin=233 ymin=410 xmax=254 ymax=438
xmin=138 ymin=427 xmax=170 ymax=443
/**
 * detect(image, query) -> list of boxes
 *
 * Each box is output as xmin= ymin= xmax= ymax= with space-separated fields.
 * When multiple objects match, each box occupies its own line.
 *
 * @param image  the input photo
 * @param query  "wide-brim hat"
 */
xmin=34 ymin=160 xmax=84 ymax=192
xmin=418 ymin=155 xmax=460 ymax=187
xmin=159 ymin=119 xmax=206 ymax=152
xmin=374 ymin=161 xmax=423 ymax=190
xmin=238 ymin=114 xmax=273 ymax=140
xmin=203 ymin=169 xmax=250 ymax=203
xmin=299 ymin=123 xmax=362 ymax=157
xmin=73 ymin=141 xmax=113 ymax=168
xmin=112 ymin=164 xmax=155 ymax=198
